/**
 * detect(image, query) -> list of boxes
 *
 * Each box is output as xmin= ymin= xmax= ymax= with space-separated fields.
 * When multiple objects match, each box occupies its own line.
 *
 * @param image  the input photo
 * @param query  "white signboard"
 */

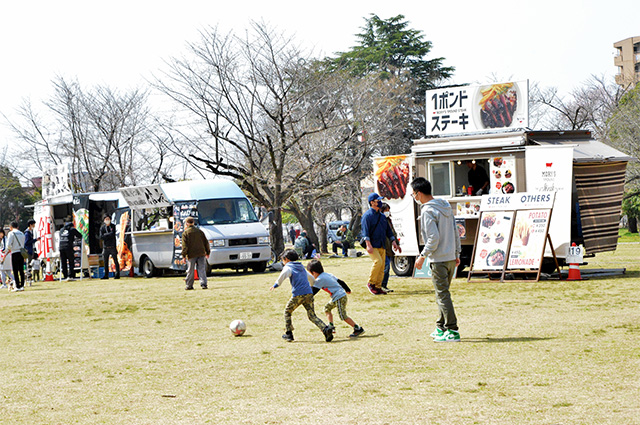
xmin=507 ymin=209 xmax=552 ymax=270
xmin=34 ymin=203 xmax=55 ymax=258
xmin=120 ymin=185 xmax=172 ymax=210
xmin=489 ymin=156 xmax=517 ymax=194
xmin=42 ymin=164 xmax=71 ymax=198
xmin=525 ymin=146 xmax=574 ymax=257
xmin=426 ymin=80 xmax=529 ymax=136
xmin=373 ymin=155 xmax=419 ymax=255
xmin=480 ymin=192 xmax=555 ymax=211
xmin=472 ymin=211 xmax=514 ymax=271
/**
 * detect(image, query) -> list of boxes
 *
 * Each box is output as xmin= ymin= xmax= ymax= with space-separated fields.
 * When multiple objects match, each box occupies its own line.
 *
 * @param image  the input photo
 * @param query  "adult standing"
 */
xmin=410 ymin=177 xmax=461 ymax=342
xmin=7 ymin=222 xmax=26 ymax=291
xmin=59 ymin=217 xmax=82 ymax=281
xmin=288 ymin=225 xmax=297 ymax=246
xmin=466 ymin=160 xmax=490 ymax=195
xmin=0 ymin=228 xmax=14 ymax=289
xmin=181 ymin=216 xmax=210 ymax=290
xmin=380 ymin=203 xmax=398 ymax=293
xmin=361 ymin=193 xmax=400 ymax=295
xmin=99 ymin=215 xmax=120 ymax=280
xmin=24 ymin=219 xmax=38 ymax=283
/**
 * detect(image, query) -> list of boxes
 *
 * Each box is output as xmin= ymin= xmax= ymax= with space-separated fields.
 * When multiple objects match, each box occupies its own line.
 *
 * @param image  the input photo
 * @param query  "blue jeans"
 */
xmin=381 ymin=256 xmax=391 ymax=288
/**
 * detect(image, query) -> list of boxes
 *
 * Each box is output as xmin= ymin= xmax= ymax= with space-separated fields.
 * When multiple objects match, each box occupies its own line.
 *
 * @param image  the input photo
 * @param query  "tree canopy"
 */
xmin=329 ymin=14 xmax=454 ymax=91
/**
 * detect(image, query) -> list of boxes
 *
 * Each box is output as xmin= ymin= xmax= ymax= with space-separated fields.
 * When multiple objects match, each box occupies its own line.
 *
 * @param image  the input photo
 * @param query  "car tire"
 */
xmin=391 ymin=256 xmax=414 ymax=277
xmin=252 ymin=261 xmax=267 ymax=273
xmin=142 ymin=256 xmax=156 ymax=279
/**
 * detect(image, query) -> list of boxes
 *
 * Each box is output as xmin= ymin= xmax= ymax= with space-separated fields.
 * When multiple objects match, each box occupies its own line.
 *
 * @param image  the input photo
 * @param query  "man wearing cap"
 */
xmin=361 ymin=193 xmax=400 ymax=295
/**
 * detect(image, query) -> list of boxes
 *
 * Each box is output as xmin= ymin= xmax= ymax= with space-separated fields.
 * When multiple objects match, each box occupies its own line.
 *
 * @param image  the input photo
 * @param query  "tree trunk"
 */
xmin=349 ymin=210 xmax=363 ymax=240
xmin=318 ymin=221 xmax=328 ymax=254
xmin=270 ymin=208 xmax=285 ymax=257
xmin=629 ymin=216 xmax=638 ymax=234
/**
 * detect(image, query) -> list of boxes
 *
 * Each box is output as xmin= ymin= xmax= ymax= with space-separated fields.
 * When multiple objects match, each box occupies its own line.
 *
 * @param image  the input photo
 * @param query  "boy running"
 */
xmin=270 ymin=250 xmax=333 ymax=342
xmin=306 ymin=259 xmax=365 ymax=338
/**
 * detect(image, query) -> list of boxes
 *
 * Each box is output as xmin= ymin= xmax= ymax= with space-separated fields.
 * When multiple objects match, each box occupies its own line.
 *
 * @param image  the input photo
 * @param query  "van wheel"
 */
xmin=142 ymin=257 xmax=156 ymax=278
xmin=252 ymin=261 xmax=267 ymax=273
xmin=392 ymin=256 xmax=414 ymax=277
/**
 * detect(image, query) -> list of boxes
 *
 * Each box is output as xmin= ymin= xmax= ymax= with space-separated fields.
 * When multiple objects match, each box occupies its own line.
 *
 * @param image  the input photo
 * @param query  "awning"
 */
xmin=574 ymin=161 xmax=627 ymax=254
xmin=412 ymin=133 xmax=526 ymax=155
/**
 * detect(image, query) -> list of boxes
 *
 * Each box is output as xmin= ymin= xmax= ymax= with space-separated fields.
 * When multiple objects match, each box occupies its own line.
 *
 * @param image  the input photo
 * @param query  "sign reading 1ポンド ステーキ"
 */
xmin=426 ymin=80 xmax=529 ymax=136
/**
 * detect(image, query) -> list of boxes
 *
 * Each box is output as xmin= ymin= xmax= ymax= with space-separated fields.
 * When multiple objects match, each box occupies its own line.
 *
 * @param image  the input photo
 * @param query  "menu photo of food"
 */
xmin=472 ymin=211 xmax=514 ymax=271
xmin=476 ymin=83 xmax=518 ymax=129
xmin=375 ymin=155 xmax=410 ymax=200
xmin=456 ymin=201 xmax=481 ymax=217
xmin=490 ymin=156 xmax=516 ymax=194
xmin=507 ymin=209 xmax=551 ymax=270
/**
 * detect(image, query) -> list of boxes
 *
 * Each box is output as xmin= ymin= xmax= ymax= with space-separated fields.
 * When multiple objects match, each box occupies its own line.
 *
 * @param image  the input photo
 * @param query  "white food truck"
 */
xmin=375 ymin=81 xmax=631 ymax=277
xmin=377 ymin=129 xmax=631 ymax=277
xmin=119 ymin=179 xmax=271 ymax=277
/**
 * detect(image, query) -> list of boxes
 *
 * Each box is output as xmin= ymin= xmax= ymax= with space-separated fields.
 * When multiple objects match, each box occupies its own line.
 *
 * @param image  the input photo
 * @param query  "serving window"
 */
xmin=133 ymin=206 xmax=174 ymax=232
xmin=428 ymin=162 xmax=452 ymax=197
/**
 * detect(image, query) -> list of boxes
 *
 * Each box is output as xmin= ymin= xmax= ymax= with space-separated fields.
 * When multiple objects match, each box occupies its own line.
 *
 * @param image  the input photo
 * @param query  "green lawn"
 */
xmin=0 ymin=245 xmax=638 ymax=424
xmin=619 ymin=227 xmax=640 ymax=243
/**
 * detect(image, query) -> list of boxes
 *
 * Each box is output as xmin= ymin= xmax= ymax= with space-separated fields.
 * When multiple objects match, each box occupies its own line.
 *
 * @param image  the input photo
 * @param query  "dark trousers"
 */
xmin=332 ymin=241 xmax=351 ymax=256
xmin=102 ymin=247 xmax=120 ymax=278
xmin=11 ymin=253 xmax=25 ymax=289
xmin=60 ymin=248 xmax=75 ymax=279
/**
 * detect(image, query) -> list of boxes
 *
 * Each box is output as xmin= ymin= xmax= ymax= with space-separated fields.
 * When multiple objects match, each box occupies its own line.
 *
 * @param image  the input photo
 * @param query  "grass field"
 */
xmin=1 ymin=244 xmax=638 ymax=424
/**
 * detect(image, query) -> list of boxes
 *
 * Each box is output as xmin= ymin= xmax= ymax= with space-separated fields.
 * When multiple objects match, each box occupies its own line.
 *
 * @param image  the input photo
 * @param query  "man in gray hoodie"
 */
xmin=410 ymin=177 xmax=461 ymax=342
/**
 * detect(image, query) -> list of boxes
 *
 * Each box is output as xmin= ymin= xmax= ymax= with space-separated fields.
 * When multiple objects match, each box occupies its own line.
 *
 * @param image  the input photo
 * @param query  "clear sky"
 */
xmin=1 ymin=0 xmax=639 ymax=150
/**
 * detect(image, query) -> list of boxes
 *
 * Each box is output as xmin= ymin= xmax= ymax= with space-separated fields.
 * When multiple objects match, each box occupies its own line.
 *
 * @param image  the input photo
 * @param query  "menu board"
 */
xmin=172 ymin=202 xmax=199 ymax=270
xmin=490 ymin=156 xmax=516 ymax=195
xmin=471 ymin=211 xmax=514 ymax=271
xmin=507 ymin=209 xmax=551 ymax=270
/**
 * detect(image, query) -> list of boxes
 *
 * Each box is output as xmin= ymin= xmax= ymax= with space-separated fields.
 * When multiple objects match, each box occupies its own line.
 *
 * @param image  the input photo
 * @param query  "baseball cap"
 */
xmin=367 ymin=193 xmax=383 ymax=203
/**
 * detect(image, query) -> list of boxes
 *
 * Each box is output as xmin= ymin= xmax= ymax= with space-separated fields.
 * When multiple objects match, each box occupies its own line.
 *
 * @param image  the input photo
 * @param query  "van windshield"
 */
xmin=198 ymin=198 xmax=259 ymax=225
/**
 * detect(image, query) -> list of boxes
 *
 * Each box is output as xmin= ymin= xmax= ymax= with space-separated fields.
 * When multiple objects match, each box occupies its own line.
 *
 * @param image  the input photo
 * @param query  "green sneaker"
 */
xmin=433 ymin=329 xmax=460 ymax=342
xmin=430 ymin=328 xmax=445 ymax=338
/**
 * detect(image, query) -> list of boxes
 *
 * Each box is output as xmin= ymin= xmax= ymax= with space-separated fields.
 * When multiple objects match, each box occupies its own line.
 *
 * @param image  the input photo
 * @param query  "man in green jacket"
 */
xmin=181 ymin=216 xmax=211 ymax=290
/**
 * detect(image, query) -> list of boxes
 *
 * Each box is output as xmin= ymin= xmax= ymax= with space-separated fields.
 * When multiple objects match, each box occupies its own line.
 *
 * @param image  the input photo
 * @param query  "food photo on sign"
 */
xmin=490 ymin=156 xmax=516 ymax=194
xmin=472 ymin=211 xmax=514 ymax=270
xmin=508 ymin=209 xmax=550 ymax=269
xmin=374 ymin=156 xmax=410 ymax=200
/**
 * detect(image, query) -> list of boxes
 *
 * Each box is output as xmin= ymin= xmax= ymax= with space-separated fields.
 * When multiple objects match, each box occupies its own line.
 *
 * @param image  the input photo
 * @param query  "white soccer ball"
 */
xmin=229 ymin=319 xmax=246 ymax=336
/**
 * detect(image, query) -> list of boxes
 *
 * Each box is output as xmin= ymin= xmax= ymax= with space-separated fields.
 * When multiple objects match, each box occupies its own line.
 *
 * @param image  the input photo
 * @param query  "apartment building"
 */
xmin=614 ymin=36 xmax=640 ymax=86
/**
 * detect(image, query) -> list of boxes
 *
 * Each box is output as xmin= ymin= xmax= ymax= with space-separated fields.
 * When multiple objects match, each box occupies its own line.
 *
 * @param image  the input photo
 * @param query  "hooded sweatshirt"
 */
xmin=419 ymin=198 xmax=461 ymax=263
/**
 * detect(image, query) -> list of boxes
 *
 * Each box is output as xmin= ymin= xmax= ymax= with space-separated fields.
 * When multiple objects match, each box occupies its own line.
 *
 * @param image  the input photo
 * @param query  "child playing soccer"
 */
xmin=306 ymin=259 xmax=365 ymax=338
xmin=270 ymin=249 xmax=333 ymax=342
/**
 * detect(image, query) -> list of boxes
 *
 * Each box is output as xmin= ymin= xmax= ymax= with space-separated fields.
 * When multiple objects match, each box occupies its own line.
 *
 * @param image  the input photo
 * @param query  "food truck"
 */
xmin=119 ymin=179 xmax=271 ymax=278
xmin=377 ymin=81 xmax=632 ymax=276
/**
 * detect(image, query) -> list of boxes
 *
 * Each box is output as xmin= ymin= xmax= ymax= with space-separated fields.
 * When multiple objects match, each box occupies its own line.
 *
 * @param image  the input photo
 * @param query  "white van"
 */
xmin=120 ymin=179 xmax=271 ymax=277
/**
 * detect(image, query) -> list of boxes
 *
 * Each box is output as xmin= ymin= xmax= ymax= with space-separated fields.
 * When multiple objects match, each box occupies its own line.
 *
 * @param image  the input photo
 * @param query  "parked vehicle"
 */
xmin=119 ymin=179 xmax=271 ymax=277
xmin=376 ymin=130 xmax=631 ymax=277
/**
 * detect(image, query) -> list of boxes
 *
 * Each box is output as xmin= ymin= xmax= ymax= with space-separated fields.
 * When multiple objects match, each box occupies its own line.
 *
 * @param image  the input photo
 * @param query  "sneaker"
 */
xmin=349 ymin=326 xmax=365 ymax=338
xmin=18 ymin=287 xmax=24 ymax=291
xmin=430 ymin=328 xmax=445 ymax=338
xmin=282 ymin=331 xmax=294 ymax=342
xmin=323 ymin=326 xmax=334 ymax=342
xmin=11 ymin=287 xmax=20 ymax=292
xmin=185 ymin=286 xmax=194 ymax=290
xmin=0 ymin=284 xmax=7 ymax=289
xmin=434 ymin=329 xmax=460 ymax=342
xmin=383 ymin=287 xmax=394 ymax=293
xmin=366 ymin=283 xmax=377 ymax=295
xmin=328 ymin=323 xmax=336 ymax=334
xmin=201 ymin=285 xmax=208 ymax=289
xmin=379 ymin=287 xmax=389 ymax=294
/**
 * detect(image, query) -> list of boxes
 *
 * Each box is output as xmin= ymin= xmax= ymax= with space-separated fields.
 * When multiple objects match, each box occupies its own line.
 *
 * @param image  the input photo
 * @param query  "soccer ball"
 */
xmin=229 ymin=319 xmax=246 ymax=336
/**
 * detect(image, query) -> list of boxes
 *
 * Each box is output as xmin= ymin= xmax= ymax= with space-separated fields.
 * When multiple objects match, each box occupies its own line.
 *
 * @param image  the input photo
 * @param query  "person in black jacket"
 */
xmin=99 ymin=215 xmax=120 ymax=280
xmin=59 ymin=217 xmax=82 ymax=280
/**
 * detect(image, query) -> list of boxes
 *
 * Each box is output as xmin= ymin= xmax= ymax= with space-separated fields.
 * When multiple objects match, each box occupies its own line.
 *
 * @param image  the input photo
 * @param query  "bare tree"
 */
xmin=531 ymin=75 xmax=625 ymax=139
xmin=6 ymin=76 xmax=169 ymax=192
xmin=155 ymin=23 xmax=405 ymax=255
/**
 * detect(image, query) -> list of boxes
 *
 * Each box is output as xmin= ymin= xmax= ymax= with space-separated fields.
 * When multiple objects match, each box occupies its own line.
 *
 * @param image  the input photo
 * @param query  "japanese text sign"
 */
xmin=426 ymin=80 xmax=529 ymax=136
